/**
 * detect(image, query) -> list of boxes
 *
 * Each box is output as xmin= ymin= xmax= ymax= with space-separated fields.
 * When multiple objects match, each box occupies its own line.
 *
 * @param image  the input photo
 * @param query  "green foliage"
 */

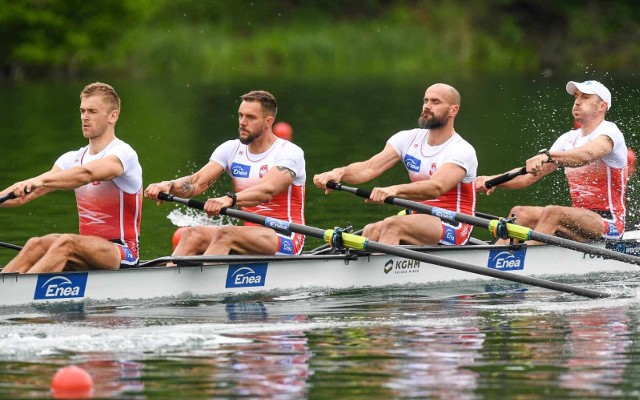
xmin=1 ymin=0 xmax=639 ymax=81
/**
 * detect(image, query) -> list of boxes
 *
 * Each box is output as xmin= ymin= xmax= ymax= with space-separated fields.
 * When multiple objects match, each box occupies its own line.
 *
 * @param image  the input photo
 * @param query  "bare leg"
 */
xmin=27 ymin=234 xmax=121 ymax=274
xmin=528 ymin=205 xmax=604 ymax=244
xmin=2 ymin=234 xmax=60 ymax=273
xmin=362 ymin=221 xmax=383 ymax=241
xmin=173 ymin=226 xmax=216 ymax=256
xmin=204 ymin=226 xmax=279 ymax=255
xmin=377 ymin=214 xmax=443 ymax=245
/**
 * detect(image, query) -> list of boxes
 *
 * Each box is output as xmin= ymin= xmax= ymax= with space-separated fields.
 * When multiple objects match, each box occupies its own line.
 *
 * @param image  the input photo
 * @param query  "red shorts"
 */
xmin=276 ymin=232 xmax=305 ymax=255
xmin=112 ymin=239 xmax=139 ymax=268
xmin=439 ymin=222 xmax=473 ymax=246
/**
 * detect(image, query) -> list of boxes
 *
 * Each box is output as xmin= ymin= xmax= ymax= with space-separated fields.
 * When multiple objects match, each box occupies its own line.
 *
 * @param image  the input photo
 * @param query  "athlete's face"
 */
xmin=237 ymin=100 xmax=272 ymax=145
xmin=80 ymin=95 xmax=118 ymax=139
xmin=417 ymin=87 xmax=454 ymax=130
xmin=571 ymin=90 xmax=606 ymax=123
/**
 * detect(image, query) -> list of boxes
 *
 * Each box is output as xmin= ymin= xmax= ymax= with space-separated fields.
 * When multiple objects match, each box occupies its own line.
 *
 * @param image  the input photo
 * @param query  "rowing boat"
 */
xmin=2 ymin=235 xmax=639 ymax=307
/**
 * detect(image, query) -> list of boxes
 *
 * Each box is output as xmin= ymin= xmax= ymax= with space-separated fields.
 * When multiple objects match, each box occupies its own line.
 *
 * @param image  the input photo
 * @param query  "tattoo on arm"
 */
xmin=276 ymin=166 xmax=296 ymax=179
xmin=175 ymin=177 xmax=195 ymax=197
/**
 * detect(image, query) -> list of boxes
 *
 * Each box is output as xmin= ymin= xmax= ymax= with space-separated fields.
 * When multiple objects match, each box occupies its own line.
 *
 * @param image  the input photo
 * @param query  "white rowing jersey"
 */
xmin=211 ymin=138 xmax=306 ymax=226
xmin=55 ymin=138 xmax=143 ymax=255
xmin=550 ymin=120 xmax=627 ymax=234
xmin=387 ymin=129 xmax=477 ymax=216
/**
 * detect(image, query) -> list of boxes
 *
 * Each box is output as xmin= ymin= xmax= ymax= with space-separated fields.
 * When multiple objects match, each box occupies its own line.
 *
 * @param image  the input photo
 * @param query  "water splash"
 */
xmin=167 ymin=206 xmax=235 ymax=227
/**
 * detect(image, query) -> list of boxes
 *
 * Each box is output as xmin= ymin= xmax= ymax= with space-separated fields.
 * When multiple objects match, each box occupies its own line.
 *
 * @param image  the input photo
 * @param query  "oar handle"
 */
xmin=485 ymin=167 xmax=527 ymax=189
xmin=158 ymin=192 xmax=207 ymax=210
xmin=0 ymin=192 xmax=17 ymax=205
xmin=327 ymin=181 xmax=399 ymax=205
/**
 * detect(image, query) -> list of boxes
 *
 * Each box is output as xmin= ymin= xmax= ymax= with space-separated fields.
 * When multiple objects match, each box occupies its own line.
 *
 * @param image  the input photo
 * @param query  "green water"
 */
xmin=1 ymin=76 xmax=639 ymax=264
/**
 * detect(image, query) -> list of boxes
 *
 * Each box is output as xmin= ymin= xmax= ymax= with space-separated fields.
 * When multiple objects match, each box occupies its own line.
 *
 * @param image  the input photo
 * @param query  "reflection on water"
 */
xmin=2 ymin=287 xmax=640 ymax=398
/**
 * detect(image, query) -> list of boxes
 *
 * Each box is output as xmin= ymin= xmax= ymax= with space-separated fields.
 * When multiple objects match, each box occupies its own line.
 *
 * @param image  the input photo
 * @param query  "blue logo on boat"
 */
xmin=226 ymin=263 xmax=268 ymax=288
xmin=34 ymin=273 xmax=88 ymax=300
xmin=404 ymin=154 xmax=421 ymax=172
xmin=231 ymin=162 xmax=251 ymax=178
xmin=488 ymin=248 xmax=526 ymax=271
xmin=265 ymin=217 xmax=290 ymax=232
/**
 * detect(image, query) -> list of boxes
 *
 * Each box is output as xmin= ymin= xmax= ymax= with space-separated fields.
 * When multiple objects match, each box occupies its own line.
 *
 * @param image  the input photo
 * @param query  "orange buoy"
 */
xmin=51 ymin=365 xmax=94 ymax=398
xmin=172 ymin=227 xmax=186 ymax=250
xmin=273 ymin=122 xmax=293 ymax=140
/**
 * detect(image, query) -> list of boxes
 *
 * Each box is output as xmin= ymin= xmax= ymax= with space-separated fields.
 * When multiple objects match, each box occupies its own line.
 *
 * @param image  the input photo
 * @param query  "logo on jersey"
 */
xmin=488 ymin=249 xmax=526 ymax=271
xmin=122 ymin=246 xmax=136 ymax=262
xmin=259 ymin=164 xmax=268 ymax=178
xmin=92 ymin=181 xmax=101 ymax=186
xmin=226 ymin=263 xmax=268 ymax=288
xmin=429 ymin=162 xmax=437 ymax=175
xmin=404 ymin=154 xmax=421 ymax=172
xmin=34 ymin=273 xmax=88 ymax=300
xmin=605 ymin=221 xmax=619 ymax=237
xmin=278 ymin=237 xmax=294 ymax=254
xmin=231 ymin=162 xmax=251 ymax=178
xmin=441 ymin=225 xmax=457 ymax=245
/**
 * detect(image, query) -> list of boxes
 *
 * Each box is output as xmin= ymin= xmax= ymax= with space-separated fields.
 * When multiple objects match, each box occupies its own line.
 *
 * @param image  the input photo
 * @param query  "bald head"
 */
xmin=427 ymin=83 xmax=461 ymax=106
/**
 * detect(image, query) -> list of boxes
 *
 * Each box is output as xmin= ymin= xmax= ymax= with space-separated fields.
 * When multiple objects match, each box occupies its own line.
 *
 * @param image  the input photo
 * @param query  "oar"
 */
xmin=484 ymin=167 xmax=527 ymax=189
xmin=326 ymin=181 xmax=640 ymax=267
xmin=0 ymin=192 xmax=17 ymax=205
xmin=0 ymin=242 xmax=23 ymax=251
xmin=157 ymin=192 xmax=610 ymax=299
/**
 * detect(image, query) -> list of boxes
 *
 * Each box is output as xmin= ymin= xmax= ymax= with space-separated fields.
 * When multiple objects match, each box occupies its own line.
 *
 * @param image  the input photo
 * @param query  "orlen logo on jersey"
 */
xmin=231 ymin=162 xmax=251 ymax=178
xmin=488 ymin=249 xmax=526 ymax=271
xmin=259 ymin=164 xmax=268 ymax=178
xmin=34 ymin=273 xmax=88 ymax=300
xmin=226 ymin=263 xmax=268 ymax=288
xmin=403 ymin=154 xmax=422 ymax=172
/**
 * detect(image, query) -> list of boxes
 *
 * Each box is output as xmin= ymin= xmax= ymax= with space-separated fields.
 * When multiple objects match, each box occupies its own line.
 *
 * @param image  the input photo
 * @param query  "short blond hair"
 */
xmin=80 ymin=82 xmax=120 ymax=112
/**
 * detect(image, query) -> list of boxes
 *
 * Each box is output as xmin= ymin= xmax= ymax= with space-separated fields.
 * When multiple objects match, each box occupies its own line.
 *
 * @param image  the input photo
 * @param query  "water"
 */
xmin=2 ymin=75 xmax=640 ymax=398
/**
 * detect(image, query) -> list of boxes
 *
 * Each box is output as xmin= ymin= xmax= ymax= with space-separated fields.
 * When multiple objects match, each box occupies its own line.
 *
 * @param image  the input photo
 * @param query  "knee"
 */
xmin=48 ymin=234 xmax=75 ymax=256
xmin=539 ymin=205 xmax=564 ymax=222
xmin=179 ymin=227 xmax=209 ymax=245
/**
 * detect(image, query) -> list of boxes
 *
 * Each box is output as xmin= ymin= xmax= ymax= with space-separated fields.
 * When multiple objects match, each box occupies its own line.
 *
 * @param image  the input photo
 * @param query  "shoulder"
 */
xmin=277 ymin=139 xmax=304 ymax=156
xmin=451 ymin=133 xmax=476 ymax=154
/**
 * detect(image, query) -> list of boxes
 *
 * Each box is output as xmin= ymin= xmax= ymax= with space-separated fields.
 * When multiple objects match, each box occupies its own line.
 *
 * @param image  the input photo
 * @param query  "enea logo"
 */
xmin=226 ymin=263 xmax=268 ymax=288
xmin=488 ymin=248 xmax=527 ymax=271
xmin=403 ymin=154 xmax=422 ymax=172
xmin=265 ymin=217 xmax=290 ymax=232
xmin=34 ymin=273 xmax=88 ymax=300
xmin=231 ymin=162 xmax=251 ymax=178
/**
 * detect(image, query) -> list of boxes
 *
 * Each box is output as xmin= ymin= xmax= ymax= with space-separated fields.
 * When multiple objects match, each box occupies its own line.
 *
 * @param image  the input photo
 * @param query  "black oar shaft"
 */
xmin=485 ymin=167 xmax=527 ymax=189
xmin=0 ymin=192 xmax=17 ymax=205
xmin=157 ymin=192 xmax=609 ymax=299
xmin=327 ymin=181 xmax=640 ymax=267
xmin=328 ymin=182 xmax=492 ymax=228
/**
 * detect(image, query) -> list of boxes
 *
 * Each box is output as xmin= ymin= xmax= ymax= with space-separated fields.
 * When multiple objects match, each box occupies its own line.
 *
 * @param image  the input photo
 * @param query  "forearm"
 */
xmin=392 ymin=181 xmax=443 ymax=201
xmin=338 ymin=162 xmax=383 ymax=184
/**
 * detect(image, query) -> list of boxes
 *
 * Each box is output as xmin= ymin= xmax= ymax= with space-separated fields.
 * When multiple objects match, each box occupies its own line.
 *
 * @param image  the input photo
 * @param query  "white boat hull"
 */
xmin=2 ymin=241 xmax=639 ymax=307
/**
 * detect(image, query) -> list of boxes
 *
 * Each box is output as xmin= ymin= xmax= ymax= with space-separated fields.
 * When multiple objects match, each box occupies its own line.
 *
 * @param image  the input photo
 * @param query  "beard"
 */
xmin=418 ymin=112 xmax=447 ymax=129
xmin=238 ymin=127 xmax=263 ymax=145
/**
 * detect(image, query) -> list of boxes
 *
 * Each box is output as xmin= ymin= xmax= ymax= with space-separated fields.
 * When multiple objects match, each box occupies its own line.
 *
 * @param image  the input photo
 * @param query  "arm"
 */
xmin=548 ymin=135 xmax=613 ymax=167
xmin=0 ymin=165 xmax=62 ymax=207
xmin=144 ymin=160 xmax=224 ymax=203
xmin=203 ymin=165 xmax=295 ymax=215
xmin=368 ymin=162 xmax=466 ymax=203
xmin=313 ymin=144 xmax=400 ymax=194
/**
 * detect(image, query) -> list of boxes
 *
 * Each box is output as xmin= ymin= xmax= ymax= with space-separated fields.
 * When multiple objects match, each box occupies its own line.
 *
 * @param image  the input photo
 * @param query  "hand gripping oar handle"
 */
xmin=485 ymin=167 xmax=527 ymax=189
xmin=326 ymin=182 xmax=640 ymax=267
xmin=0 ymin=192 xmax=17 ymax=205
xmin=157 ymin=192 xmax=609 ymax=299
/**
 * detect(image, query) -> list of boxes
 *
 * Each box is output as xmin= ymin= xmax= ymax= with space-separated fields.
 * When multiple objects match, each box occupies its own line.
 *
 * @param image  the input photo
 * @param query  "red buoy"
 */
xmin=172 ymin=227 xmax=186 ymax=250
xmin=51 ymin=365 xmax=94 ymax=398
xmin=273 ymin=122 xmax=293 ymax=141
